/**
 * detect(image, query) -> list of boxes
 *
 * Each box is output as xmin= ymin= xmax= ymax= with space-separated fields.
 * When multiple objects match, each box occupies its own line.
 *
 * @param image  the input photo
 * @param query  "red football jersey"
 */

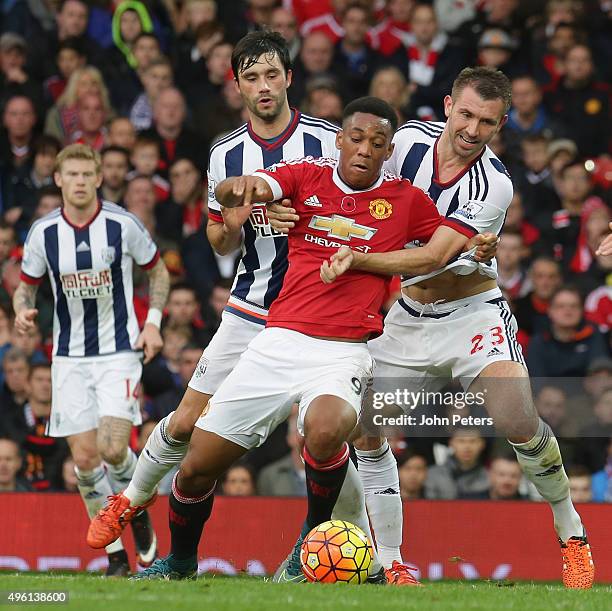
xmin=254 ymin=157 xmax=451 ymax=339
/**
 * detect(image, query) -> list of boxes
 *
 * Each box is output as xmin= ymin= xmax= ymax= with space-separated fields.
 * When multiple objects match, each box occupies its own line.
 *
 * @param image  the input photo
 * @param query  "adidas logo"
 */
xmin=76 ymin=241 xmax=91 ymax=253
xmin=304 ymin=195 xmax=322 ymax=207
xmin=536 ymin=464 xmax=562 ymax=477
xmin=85 ymin=490 xmax=103 ymax=499
xmin=374 ymin=488 xmax=399 ymax=495
xmin=487 ymin=347 xmax=502 ymax=357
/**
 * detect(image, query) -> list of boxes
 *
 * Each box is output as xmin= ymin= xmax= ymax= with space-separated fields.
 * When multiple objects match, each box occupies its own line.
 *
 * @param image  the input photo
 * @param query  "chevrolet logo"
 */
xmin=308 ymin=215 xmax=377 ymax=241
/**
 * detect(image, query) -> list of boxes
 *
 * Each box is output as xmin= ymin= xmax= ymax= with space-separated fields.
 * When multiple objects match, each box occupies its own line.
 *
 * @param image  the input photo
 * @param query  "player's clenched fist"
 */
xmin=468 ymin=232 xmax=499 ymax=262
xmin=14 ymin=308 xmax=38 ymax=335
xmin=320 ymin=246 xmax=355 ymax=284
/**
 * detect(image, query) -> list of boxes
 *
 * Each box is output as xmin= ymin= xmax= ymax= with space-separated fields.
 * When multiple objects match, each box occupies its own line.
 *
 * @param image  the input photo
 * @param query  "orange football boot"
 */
xmin=560 ymin=533 xmax=594 ymax=589
xmin=87 ymin=492 xmax=158 ymax=549
xmin=385 ymin=561 xmax=423 ymax=586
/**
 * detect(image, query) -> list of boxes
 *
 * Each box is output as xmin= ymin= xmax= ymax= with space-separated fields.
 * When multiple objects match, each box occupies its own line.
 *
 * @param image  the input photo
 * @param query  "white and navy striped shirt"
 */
xmin=21 ymin=202 xmax=159 ymax=358
xmin=384 ymin=120 xmax=513 ymax=286
xmin=207 ymin=111 xmax=339 ymax=324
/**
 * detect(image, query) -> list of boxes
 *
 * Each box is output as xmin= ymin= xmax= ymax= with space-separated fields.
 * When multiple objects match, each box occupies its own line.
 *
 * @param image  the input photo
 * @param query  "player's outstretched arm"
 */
xmin=321 ymin=228 xmax=498 ymax=282
xmin=13 ymin=281 xmax=39 ymax=334
xmin=136 ymin=257 xmax=170 ymax=364
xmin=350 ymin=226 xmax=470 ymax=276
xmin=215 ymin=176 xmax=274 ymax=208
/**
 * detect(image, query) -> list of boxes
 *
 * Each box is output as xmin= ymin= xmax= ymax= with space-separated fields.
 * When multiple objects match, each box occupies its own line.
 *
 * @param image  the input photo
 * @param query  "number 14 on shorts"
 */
xmin=470 ymin=326 xmax=505 ymax=355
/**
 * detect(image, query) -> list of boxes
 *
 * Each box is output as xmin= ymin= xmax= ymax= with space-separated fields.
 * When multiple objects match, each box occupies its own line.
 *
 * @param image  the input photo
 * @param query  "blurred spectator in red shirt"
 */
xmin=401 ymin=3 xmax=466 ymax=120
xmin=370 ymin=0 xmax=414 ymax=57
xmin=43 ymin=38 xmax=88 ymax=105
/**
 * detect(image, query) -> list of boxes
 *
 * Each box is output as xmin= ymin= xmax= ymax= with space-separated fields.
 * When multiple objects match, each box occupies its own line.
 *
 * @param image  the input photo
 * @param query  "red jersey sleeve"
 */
xmin=407 ymin=187 xmax=443 ymax=242
xmin=252 ymin=158 xmax=308 ymax=202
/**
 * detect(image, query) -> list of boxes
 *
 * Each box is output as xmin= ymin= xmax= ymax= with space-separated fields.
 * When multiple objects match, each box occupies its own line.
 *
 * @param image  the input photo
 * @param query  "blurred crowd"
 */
xmin=0 ymin=0 xmax=611 ymax=503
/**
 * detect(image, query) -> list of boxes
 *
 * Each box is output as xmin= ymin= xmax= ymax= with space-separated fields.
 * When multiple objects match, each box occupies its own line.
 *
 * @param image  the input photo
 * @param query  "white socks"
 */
xmin=355 ymin=441 xmax=403 ymax=569
xmin=106 ymin=448 xmax=137 ymax=493
xmin=75 ymin=464 xmax=124 ymax=554
xmin=124 ymin=412 xmax=188 ymax=506
xmin=511 ymin=419 xmax=583 ymax=542
xmin=332 ymin=460 xmax=383 ymax=575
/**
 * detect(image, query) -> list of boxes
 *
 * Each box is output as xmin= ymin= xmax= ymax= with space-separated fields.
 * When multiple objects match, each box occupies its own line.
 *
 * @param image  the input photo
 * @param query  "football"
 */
xmin=300 ymin=520 xmax=373 ymax=584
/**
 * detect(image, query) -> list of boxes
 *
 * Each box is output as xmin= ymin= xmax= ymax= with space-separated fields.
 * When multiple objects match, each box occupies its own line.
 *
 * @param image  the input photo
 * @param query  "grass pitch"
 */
xmin=0 ymin=574 xmax=609 ymax=610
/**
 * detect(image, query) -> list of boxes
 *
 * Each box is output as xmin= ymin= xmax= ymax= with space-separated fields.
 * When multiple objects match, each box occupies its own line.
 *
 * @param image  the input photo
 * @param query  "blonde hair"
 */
xmin=57 ymin=66 xmax=113 ymax=115
xmin=55 ymin=144 xmax=101 ymax=174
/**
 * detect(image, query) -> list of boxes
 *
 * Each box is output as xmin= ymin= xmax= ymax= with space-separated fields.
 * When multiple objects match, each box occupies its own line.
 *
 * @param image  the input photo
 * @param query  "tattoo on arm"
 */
xmin=146 ymin=258 xmax=170 ymax=312
xmin=13 ymin=282 xmax=38 ymax=314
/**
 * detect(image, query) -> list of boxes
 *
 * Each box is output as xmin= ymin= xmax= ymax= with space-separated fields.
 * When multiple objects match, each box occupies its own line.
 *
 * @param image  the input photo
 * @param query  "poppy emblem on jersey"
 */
xmin=341 ymin=195 xmax=356 ymax=213
xmin=101 ymin=247 xmax=116 ymax=264
xmin=369 ymin=199 xmax=392 ymax=220
xmin=308 ymin=215 xmax=378 ymax=241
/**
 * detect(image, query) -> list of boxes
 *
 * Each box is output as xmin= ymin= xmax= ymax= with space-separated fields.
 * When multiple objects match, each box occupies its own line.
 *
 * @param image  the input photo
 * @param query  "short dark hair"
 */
xmin=32 ymin=134 xmax=62 ymax=157
xmin=59 ymin=0 xmax=88 ymax=13
xmin=194 ymin=21 xmax=225 ymax=42
xmin=342 ymin=96 xmax=398 ymax=133
xmin=133 ymin=32 xmax=160 ymax=47
xmin=133 ymin=135 xmax=160 ymax=152
xmin=559 ymin=158 xmax=587 ymax=178
xmin=451 ymin=66 xmax=512 ymax=114
xmin=29 ymin=362 xmax=51 ymax=379
xmin=231 ymin=30 xmax=291 ymax=79
xmin=342 ymin=1 xmax=371 ymax=19
xmin=36 ymin=185 xmax=62 ymax=204
xmin=57 ymin=36 xmax=88 ymax=57
xmin=521 ymin=133 xmax=550 ymax=148
xmin=551 ymin=284 xmax=583 ymax=304
xmin=169 ymin=281 xmax=197 ymax=298
xmin=101 ymin=145 xmax=130 ymax=161
xmin=567 ymin=465 xmax=591 ymax=478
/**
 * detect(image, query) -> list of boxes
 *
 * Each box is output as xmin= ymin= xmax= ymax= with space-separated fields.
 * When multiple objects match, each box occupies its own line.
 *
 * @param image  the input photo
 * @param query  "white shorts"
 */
xmin=49 ymin=352 xmax=143 ymax=437
xmin=188 ymin=310 xmax=264 ymax=396
xmin=196 ymin=327 xmax=373 ymax=449
xmin=368 ymin=288 xmax=526 ymax=396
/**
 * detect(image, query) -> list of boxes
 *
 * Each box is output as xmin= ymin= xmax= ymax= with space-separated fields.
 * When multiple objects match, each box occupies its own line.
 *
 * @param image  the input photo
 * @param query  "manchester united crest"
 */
xmin=369 ymin=199 xmax=392 ymax=220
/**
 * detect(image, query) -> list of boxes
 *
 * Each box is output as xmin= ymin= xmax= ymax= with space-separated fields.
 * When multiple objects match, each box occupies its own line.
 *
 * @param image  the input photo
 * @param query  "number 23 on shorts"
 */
xmin=470 ymin=326 xmax=505 ymax=355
